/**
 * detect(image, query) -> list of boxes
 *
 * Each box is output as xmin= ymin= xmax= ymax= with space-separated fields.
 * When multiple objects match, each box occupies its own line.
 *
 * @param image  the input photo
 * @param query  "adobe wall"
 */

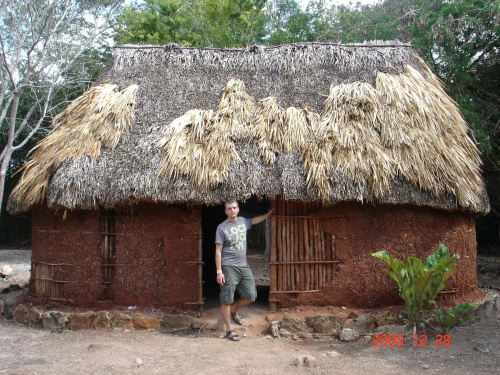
xmin=273 ymin=202 xmax=479 ymax=308
xmin=30 ymin=203 xmax=201 ymax=308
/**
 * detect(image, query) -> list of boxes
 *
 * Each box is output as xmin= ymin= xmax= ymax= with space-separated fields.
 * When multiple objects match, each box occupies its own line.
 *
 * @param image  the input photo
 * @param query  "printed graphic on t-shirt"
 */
xmin=224 ymin=224 xmax=247 ymax=250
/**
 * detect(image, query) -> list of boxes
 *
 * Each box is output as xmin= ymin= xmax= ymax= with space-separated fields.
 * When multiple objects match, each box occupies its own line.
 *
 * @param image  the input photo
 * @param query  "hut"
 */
xmin=8 ymin=42 xmax=489 ymax=311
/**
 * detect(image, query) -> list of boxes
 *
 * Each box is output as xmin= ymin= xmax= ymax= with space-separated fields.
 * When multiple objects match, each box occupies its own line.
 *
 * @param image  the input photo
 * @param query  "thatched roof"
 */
xmin=8 ymin=41 xmax=489 ymax=215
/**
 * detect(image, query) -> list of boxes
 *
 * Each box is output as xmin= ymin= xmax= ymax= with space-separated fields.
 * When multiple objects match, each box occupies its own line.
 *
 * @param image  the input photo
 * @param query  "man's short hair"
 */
xmin=224 ymin=199 xmax=238 ymax=208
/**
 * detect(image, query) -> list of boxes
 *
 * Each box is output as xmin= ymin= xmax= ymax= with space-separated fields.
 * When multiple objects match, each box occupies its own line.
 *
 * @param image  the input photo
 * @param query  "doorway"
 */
xmin=201 ymin=197 xmax=270 ymax=308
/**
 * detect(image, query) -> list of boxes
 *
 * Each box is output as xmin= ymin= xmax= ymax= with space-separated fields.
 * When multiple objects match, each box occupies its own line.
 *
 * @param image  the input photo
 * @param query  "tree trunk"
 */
xmin=0 ymin=145 xmax=13 ymax=216
xmin=0 ymin=92 xmax=21 ymax=216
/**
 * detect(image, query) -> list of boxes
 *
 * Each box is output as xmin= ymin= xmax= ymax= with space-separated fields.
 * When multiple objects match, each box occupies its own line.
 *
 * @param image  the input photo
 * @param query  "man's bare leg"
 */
xmin=231 ymin=299 xmax=252 ymax=315
xmin=223 ymin=299 xmax=252 ymax=331
xmin=221 ymin=303 xmax=233 ymax=332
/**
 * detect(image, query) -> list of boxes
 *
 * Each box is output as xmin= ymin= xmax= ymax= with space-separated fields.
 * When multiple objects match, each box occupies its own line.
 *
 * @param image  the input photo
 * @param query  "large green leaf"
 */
xmin=372 ymin=245 xmax=462 ymax=325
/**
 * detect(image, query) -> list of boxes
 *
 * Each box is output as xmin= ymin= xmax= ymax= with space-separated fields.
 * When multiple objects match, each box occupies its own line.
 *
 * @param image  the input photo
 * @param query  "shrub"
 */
xmin=372 ymin=244 xmax=469 ymax=333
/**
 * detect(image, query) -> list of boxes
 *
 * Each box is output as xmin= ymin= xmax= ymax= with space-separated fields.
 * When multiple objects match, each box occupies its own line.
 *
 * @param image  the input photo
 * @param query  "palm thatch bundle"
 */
xmin=300 ymin=63 xmax=483 ymax=209
xmin=156 ymin=109 xmax=240 ymax=188
xmin=252 ymin=97 xmax=287 ymax=165
xmin=253 ymin=103 xmax=320 ymax=165
xmin=7 ymin=42 xmax=489 ymax=215
xmin=305 ymin=81 xmax=393 ymax=201
xmin=215 ymin=78 xmax=256 ymax=140
xmin=11 ymin=84 xmax=138 ymax=207
xmin=156 ymin=77 xmax=256 ymax=188
xmin=376 ymin=66 xmax=483 ymax=209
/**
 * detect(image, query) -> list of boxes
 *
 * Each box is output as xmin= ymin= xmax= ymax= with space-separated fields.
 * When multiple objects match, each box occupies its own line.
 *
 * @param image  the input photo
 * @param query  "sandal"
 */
xmin=226 ymin=330 xmax=240 ymax=341
xmin=231 ymin=311 xmax=244 ymax=325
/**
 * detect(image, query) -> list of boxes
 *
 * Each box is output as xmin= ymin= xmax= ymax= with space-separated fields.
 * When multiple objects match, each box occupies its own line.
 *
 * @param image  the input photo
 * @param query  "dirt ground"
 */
xmin=1 ymin=249 xmax=499 ymax=375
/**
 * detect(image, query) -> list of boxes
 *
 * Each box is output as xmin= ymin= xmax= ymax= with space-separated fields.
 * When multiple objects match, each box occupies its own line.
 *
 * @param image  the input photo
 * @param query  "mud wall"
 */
xmin=31 ymin=203 xmax=201 ymax=308
xmin=273 ymin=201 xmax=478 ymax=308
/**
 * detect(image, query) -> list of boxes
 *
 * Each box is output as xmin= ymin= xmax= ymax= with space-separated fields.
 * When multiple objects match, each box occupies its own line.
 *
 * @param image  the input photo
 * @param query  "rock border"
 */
xmin=9 ymin=304 xmax=201 ymax=333
xmin=1 ymin=285 xmax=499 ymax=337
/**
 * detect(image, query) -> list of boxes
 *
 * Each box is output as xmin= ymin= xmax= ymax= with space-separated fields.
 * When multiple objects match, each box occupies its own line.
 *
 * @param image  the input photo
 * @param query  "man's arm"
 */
xmin=252 ymin=208 xmax=275 ymax=225
xmin=215 ymin=243 xmax=225 ymax=285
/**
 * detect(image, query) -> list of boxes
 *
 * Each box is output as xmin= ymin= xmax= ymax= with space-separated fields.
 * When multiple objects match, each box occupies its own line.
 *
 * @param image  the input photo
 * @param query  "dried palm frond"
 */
xmin=376 ymin=66 xmax=483 ymax=209
xmin=157 ymin=79 xmax=259 ymax=189
xmin=303 ymin=81 xmax=395 ymax=200
xmin=159 ymin=79 xmax=323 ymax=190
xmin=302 ymin=132 xmax=335 ymax=200
xmin=157 ymin=108 xmax=241 ymax=188
xmin=11 ymin=84 xmax=138 ymax=207
xmin=252 ymin=97 xmax=286 ymax=165
xmin=284 ymin=106 xmax=320 ymax=152
xmin=252 ymin=98 xmax=318 ymax=164
xmin=215 ymin=78 xmax=256 ymax=140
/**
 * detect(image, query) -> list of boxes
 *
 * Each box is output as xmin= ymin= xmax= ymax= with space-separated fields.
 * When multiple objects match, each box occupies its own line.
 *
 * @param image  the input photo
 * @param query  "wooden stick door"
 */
xmin=269 ymin=197 xmax=339 ymax=310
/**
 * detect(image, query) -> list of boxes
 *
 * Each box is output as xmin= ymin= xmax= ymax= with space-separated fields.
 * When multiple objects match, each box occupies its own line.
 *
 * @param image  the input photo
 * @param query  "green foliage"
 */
xmin=263 ymin=0 xmax=336 ymax=44
xmin=429 ymin=303 xmax=477 ymax=334
xmin=115 ymin=0 xmax=339 ymax=47
xmin=330 ymin=0 xmax=500 ymax=251
xmin=115 ymin=0 xmax=267 ymax=47
xmin=372 ymin=244 xmax=460 ymax=329
xmin=115 ymin=0 xmax=200 ymax=46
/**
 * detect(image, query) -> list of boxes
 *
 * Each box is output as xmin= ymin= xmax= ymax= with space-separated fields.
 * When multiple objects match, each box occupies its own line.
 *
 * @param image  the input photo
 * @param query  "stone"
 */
xmin=160 ymin=314 xmax=193 ymax=331
xmin=1 ymin=300 xmax=15 ymax=319
xmin=342 ymin=318 xmax=355 ymax=330
xmin=374 ymin=311 xmax=399 ymax=326
xmin=133 ymin=314 xmax=160 ymax=329
xmin=342 ymin=314 xmax=376 ymax=334
xmin=279 ymin=329 xmax=291 ymax=336
xmin=1 ymin=284 xmax=21 ymax=293
xmin=12 ymin=304 xmax=28 ymax=324
xmin=339 ymin=328 xmax=360 ymax=342
xmin=0 ymin=265 xmax=13 ymax=277
xmin=493 ymin=294 xmax=500 ymax=312
xmin=191 ymin=318 xmax=203 ymax=330
xmin=475 ymin=301 xmax=494 ymax=320
xmin=376 ymin=324 xmax=405 ymax=336
xmin=355 ymin=313 xmax=377 ymax=332
xmin=201 ymin=319 xmax=222 ymax=332
xmin=112 ymin=313 xmax=134 ymax=330
xmin=306 ymin=315 xmax=342 ymax=335
xmin=280 ymin=313 xmax=311 ymax=334
xmin=270 ymin=321 xmax=280 ymax=338
xmin=42 ymin=311 xmax=68 ymax=331
xmin=27 ymin=308 xmax=43 ymax=326
xmin=295 ymin=355 xmax=317 ymax=368
xmin=68 ymin=311 xmax=96 ymax=330
xmin=482 ymin=300 xmax=494 ymax=317
xmin=92 ymin=311 xmax=112 ymax=329
xmin=135 ymin=357 xmax=143 ymax=366
xmin=388 ymin=325 xmax=405 ymax=336
xmin=328 ymin=351 xmax=340 ymax=357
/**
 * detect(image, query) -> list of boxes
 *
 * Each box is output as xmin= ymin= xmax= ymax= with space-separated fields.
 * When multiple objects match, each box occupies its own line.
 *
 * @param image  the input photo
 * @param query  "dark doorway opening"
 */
xmin=201 ymin=197 xmax=271 ymax=308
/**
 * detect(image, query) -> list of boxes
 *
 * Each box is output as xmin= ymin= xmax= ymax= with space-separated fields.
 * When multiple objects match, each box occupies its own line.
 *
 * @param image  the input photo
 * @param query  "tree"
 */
xmin=115 ymin=0 xmax=268 ymax=47
xmin=329 ymin=0 xmax=500 ymax=249
xmin=0 ymin=0 xmax=123 ymax=215
xmin=265 ymin=0 xmax=335 ymax=44
xmin=115 ymin=0 xmax=201 ymax=45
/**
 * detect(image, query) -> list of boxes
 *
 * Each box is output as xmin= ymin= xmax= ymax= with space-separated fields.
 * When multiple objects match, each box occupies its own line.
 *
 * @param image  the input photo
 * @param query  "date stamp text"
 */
xmin=372 ymin=334 xmax=451 ymax=347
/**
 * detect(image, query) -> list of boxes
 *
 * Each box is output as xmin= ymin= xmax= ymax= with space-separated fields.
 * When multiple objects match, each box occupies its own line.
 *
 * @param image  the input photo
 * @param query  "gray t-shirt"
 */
xmin=215 ymin=217 xmax=253 ymax=267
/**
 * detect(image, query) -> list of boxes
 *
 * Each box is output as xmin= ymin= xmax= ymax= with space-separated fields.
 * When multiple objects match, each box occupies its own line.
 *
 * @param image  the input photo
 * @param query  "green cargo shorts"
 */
xmin=220 ymin=265 xmax=257 ymax=304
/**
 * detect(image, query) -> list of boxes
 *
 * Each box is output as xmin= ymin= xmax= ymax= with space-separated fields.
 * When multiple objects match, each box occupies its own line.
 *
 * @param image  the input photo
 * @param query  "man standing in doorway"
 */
xmin=215 ymin=199 xmax=274 ymax=342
